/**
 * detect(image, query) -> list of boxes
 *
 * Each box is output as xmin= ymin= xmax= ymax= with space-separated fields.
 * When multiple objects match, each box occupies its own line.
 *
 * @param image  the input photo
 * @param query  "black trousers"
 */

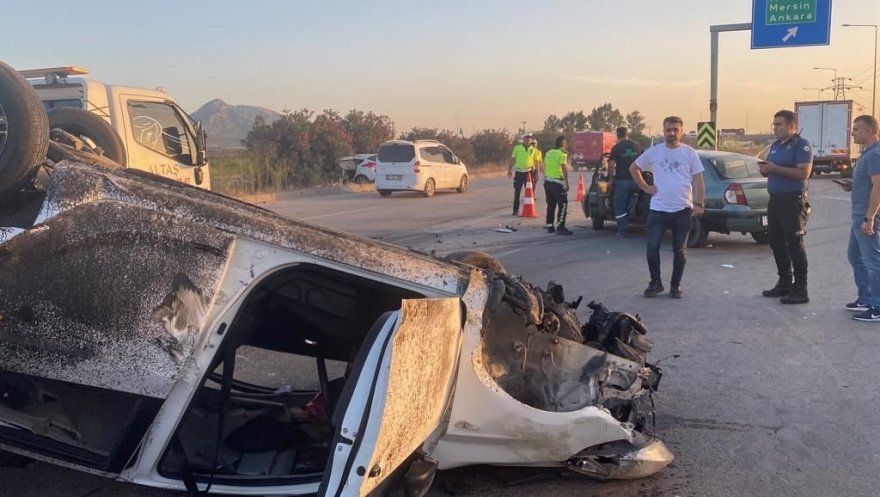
xmin=543 ymin=181 xmax=568 ymax=226
xmin=512 ymin=170 xmax=537 ymax=213
xmin=767 ymin=191 xmax=809 ymax=285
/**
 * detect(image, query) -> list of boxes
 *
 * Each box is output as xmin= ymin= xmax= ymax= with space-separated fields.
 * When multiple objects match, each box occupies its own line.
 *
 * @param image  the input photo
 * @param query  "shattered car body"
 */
xmin=0 ymin=160 xmax=672 ymax=496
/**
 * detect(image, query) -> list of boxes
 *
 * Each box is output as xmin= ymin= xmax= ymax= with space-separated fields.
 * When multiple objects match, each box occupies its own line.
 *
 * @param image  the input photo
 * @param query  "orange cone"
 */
xmin=521 ymin=172 xmax=538 ymax=218
xmin=575 ymin=174 xmax=586 ymax=201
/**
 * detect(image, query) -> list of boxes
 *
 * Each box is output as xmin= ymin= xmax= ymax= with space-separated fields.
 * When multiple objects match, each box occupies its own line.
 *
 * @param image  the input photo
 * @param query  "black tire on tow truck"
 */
xmin=46 ymin=107 xmax=128 ymax=167
xmin=0 ymin=60 xmax=49 ymax=197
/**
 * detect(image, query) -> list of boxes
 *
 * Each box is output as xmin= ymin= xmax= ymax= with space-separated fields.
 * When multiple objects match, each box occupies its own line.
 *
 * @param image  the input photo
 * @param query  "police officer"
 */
xmin=760 ymin=110 xmax=813 ymax=304
xmin=508 ymin=132 xmax=542 ymax=215
xmin=543 ymin=135 xmax=572 ymax=235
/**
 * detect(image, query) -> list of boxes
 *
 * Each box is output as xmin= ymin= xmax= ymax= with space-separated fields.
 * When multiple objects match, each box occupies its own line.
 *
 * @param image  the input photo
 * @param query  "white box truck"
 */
xmin=794 ymin=100 xmax=855 ymax=177
xmin=21 ymin=66 xmax=210 ymax=189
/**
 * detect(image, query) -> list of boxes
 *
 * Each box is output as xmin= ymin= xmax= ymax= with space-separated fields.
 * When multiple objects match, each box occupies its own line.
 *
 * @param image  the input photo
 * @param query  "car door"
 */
xmin=418 ymin=146 xmax=442 ymax=188
xmin=320 ymin=298 xmax=462 ymax=497
xmin=440 ymin=147 xmax=460 ymax=188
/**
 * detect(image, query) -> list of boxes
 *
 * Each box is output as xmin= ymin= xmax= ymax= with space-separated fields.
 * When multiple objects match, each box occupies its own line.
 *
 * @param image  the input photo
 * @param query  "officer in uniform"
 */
xmin=543 ymin=135 xmax=572 ymax=235
xmin=760 ymin=110 xmax=813 ymax=304
xmin=508 ymin=132 xmax=542 ymax=215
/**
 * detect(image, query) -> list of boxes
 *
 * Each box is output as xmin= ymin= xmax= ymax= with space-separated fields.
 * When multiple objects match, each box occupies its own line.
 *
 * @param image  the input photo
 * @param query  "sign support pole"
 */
xmin=710 ymin=23 xmax=752 ymax=143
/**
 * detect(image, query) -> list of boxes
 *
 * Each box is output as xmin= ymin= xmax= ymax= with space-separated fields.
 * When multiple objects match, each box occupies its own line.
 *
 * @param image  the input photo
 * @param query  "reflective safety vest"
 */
xmin=511 ymin=143 xmax=539 ymax=171
xmin=544 ymin=148 xmax=567 ymax=179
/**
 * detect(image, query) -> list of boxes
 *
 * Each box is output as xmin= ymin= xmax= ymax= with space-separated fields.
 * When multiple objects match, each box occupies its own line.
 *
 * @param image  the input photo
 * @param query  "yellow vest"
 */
xmin=511 ymin=143 xmax=539 ymax=171
xmin=544 ymin=148 xmax=567 ymax=179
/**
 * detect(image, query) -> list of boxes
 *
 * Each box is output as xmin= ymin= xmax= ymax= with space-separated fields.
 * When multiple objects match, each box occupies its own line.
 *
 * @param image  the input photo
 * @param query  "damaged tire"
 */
xmin=46 ymin=107 xmax=127 ymax=167
xmin=0 ymin=60 xmax=49 ymax=197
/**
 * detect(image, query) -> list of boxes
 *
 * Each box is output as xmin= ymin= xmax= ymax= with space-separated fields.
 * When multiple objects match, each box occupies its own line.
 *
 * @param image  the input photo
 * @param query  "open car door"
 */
xmin=320 ymin=298 xmax=462 ymax=497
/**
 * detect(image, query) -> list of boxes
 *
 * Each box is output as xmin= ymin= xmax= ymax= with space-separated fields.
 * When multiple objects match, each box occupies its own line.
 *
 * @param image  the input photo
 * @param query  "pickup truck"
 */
xmin=20 ymin=65 xmax=210 ymax=188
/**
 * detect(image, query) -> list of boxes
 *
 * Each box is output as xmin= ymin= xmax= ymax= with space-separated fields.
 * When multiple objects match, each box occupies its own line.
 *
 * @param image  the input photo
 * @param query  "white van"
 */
xmin=374 ymin=140 xmax=468 ymax=197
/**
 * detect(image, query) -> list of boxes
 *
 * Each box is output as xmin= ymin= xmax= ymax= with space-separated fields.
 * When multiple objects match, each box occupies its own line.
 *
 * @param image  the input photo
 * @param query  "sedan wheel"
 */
xmin=457 ymin=175 xmax=468 ymax=193
xmin=687 ymin=217 xmax=709 ymax=248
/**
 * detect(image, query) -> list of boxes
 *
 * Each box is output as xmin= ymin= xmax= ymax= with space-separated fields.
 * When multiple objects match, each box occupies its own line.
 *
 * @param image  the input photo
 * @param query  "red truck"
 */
xmin=569 ymin=131 xmax=616 ymax=170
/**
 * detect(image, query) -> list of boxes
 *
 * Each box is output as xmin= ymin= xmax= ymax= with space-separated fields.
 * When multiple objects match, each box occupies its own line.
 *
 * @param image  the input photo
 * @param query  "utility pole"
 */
xmin=830 ymin=77 xmax=862 ymax=100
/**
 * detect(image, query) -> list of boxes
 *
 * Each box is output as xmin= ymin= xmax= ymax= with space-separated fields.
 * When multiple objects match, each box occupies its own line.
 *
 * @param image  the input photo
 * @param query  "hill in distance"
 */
xmin=191 ymin=99 xmax=281 ymax=149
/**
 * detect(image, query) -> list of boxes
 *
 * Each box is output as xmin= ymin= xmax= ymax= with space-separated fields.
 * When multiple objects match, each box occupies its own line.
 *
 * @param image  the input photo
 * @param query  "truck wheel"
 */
xmin=46 ymin=108 xmax=127 ymax=167
xmin=687 ymin=217 xmax=709 ymax=248
xmin=0 ymin=60 xmax=49 ymax=197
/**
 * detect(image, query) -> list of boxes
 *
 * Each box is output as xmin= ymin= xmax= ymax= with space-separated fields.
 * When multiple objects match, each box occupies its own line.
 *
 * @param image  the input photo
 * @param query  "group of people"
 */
xmin=506 ymin=112 xmax=880 ymax=321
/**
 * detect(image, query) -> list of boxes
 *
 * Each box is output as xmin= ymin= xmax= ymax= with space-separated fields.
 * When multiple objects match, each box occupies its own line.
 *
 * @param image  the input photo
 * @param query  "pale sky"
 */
xmin=2 ymin=0 xmax=877 ymax=135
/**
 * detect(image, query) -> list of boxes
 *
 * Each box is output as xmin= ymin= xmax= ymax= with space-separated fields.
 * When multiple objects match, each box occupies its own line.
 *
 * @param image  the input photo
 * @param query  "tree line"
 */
xmin=229 ymin=102 xmax=647 ymax=192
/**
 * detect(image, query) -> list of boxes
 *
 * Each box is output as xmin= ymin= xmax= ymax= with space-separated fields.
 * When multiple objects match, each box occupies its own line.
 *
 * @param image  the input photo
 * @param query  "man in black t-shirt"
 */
xmin=608 ymin=127 xmax=644 ymax=237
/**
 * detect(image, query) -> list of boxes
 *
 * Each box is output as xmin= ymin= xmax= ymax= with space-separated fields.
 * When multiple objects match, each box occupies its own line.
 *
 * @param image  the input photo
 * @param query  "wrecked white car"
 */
xmin=0 ymin=61 xmax=672 ymax=496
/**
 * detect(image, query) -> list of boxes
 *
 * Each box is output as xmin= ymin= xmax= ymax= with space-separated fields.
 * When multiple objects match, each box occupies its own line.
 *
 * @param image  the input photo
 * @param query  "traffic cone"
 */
xmin=521 ymin=172 xmax=538 ymax=218
xmin=575 ymin=174 xmax=586 ymax=202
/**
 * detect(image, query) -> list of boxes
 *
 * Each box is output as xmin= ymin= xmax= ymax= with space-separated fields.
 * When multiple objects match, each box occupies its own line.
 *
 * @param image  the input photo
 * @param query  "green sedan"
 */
xmin=581 ymin=150 xmax=770 ymax=247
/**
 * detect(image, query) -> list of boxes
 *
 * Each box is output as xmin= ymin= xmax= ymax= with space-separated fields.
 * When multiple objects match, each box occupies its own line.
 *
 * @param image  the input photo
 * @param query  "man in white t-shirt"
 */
xmin=629 ymin=116 xmax=705 ymax=299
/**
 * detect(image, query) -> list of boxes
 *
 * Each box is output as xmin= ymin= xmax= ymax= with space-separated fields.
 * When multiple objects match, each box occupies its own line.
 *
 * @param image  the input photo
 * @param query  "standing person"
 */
xmin=508 ymin=132 xmax=541 ymax=215
xmin=608 ymin=126 xmax=644 ymax=238
xmin=630 ymin=116 xmax=705 ymax=298
xmin=837 ymin=115 xmax=880 ymax=321
xmin=759 ymin=110 xmax=813 ymax=304
xmin=530 ymin=137 xmax=542 ymax=201
xmin=543 ymin=135 xmax=573 ymax=235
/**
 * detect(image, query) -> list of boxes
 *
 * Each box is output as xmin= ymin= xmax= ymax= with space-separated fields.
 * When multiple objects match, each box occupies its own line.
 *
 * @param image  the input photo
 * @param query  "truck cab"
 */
xmin=22 ymin=66 xmax=210 ymax=189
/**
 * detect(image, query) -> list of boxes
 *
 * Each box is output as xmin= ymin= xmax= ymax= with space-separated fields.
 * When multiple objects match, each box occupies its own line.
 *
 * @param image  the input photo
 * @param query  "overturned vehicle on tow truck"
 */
xmin=0 ymin=61 xmax=672 ymax=496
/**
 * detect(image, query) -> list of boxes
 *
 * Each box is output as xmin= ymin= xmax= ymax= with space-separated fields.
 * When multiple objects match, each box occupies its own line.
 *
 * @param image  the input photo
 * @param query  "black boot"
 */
xmin=781 ymin=281 xmax=809 ymax=304
xmin=762 ymin=278 xmax=792 ymax=297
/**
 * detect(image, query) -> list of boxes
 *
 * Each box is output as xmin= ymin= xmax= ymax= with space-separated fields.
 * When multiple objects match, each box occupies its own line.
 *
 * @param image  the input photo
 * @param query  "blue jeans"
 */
xmin=612 ymin=179 xmax=640 ymax=235
xmin=847 ymin=215 xmax=880 ymax=308
xmin=645 ymin=208 xmax=692 ymax=286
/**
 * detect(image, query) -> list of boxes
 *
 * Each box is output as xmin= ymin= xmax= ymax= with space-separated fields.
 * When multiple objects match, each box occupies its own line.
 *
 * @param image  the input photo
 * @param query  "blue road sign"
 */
xmin=752 ymin=0 xmax=832 ymax=49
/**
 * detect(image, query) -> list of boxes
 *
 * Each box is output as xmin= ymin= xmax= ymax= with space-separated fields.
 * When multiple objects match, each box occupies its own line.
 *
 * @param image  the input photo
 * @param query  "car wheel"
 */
xmin=751 ymin=231 xmax=770 ymax=244
xmin=46 ymin=108 xmax=127 ymax=166
xmin=423 ymin=178 xmax=435 ymax=197
xmin=0 ymin=60 xmax=49 ymax=197
xmin=354 ymin=174 xmax=367 ymax=185
xmin=687 ymin=217 xmax=709 ymax=248
xmin=378 ymin=189 xmax=392 ymax=197
xmin=591 ymin=214 xmax=604 ymax=230
xmin=457 ymin=175 xmax=468 ymax=193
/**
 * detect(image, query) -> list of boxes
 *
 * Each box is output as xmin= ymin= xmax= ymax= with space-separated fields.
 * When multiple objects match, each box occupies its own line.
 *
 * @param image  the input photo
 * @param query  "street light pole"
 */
xmin=803 ymin=87 xmax=824 ymax=100
xmin=842 ymin=23 xmax=878 ymax=117
xmin=813 ymin=67 xmax=839 ymax=99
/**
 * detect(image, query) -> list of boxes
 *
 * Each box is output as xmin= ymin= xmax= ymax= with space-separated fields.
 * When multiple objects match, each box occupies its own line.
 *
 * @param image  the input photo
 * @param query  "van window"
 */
xmin=707 ymin=155 xmax=763 ymax=179
xmin=127 ymin=101 xmax=193 ymax=164
xmin=378 ymin=143 xmax=415 ymax=163
xmin=419 ymin=146 xmax=444 ymax=162
xmin=440 ymin=147 xmax=458 ymax=164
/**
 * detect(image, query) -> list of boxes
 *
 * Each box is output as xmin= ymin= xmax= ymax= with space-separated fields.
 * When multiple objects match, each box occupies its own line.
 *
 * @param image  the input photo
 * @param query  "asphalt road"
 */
xmin=3 ymin=174 xmax=879 ymax=497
